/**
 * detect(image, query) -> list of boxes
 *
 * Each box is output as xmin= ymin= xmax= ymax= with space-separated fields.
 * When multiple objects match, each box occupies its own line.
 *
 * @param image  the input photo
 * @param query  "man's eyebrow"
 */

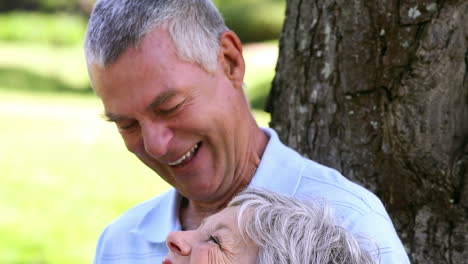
xmin=100 ymin=90 xmax=178 ymax=122
xmin=148 ymin=90 xmax=177 ymax=111
xmin=101 ymin=112 xmax=130 ymax=122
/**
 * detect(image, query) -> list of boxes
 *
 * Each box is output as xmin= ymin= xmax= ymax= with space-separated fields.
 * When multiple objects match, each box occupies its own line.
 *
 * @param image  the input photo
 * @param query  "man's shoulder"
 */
xmin=94 ymin=189 xmax=174 ymax=263
xmin=295 ymin=160 xmax=410 ymax=263
xmin=256 ymin=128 xmax=385 ymax=213
xmin=261 ymin=128 xmax=387 ymax=215
xmin=296 ymin=159 xmax=384 ymax=214
xmin=111 ymin=189 xmax=172 ymax=228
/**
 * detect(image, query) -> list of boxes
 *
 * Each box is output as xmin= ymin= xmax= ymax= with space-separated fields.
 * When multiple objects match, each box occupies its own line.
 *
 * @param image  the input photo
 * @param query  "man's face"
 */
xmin=163 ymin=206 xmax=258 ymax=264
xmin=89 ymin=28 xmax=252 ymax=202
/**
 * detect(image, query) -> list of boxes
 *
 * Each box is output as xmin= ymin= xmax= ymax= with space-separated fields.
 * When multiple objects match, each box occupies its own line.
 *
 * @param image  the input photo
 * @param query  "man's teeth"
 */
xmin=168 ymin=144 xmax=199 ymax=166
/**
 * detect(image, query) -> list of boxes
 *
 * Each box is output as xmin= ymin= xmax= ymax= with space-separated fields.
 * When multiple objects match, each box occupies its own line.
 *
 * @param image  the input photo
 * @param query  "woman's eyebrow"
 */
xmin=212 ymin=222 xmax=232 ymax=233
xmin=199 ymin=218 xmax=208 ymax=228
xmin=199 ymin=218 xmax=233 ymax=233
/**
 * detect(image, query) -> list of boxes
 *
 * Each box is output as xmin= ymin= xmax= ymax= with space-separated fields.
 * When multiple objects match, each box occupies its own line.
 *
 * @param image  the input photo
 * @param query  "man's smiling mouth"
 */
xmin=168 ymin=142 xmax=201 ymax=167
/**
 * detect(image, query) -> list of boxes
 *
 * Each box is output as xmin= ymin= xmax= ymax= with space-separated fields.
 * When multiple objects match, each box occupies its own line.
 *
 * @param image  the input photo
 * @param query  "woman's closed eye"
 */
xmin=209 ymin=235 xmax=222 ymax=248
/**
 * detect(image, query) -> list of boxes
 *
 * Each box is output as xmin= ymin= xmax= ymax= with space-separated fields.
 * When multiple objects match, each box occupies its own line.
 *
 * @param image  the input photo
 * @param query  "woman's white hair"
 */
xmin=84 ymin=0 xmax=228 ymax=72
xmin=228 ymin=188 xmax=378 ymax=264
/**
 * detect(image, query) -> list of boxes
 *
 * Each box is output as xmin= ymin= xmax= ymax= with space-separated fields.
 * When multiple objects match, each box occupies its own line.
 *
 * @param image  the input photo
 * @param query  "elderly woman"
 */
xmin=162 ymin=189 xmax=377 ymax=264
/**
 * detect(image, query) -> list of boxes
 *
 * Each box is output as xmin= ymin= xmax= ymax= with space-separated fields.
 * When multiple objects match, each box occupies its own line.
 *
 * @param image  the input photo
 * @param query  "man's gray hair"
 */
xmin=228 ymin=189 xmax=378 ymax=264
xmin=84 ymin=0 xmax=228 ymax=72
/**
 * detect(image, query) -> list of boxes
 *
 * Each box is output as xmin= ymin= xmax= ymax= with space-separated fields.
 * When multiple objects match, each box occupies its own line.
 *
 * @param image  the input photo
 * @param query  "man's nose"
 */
xmin=141 ymin=121 xmax=173 ymax=158
xmin=166 ymin=231 xmax=191 ymax=256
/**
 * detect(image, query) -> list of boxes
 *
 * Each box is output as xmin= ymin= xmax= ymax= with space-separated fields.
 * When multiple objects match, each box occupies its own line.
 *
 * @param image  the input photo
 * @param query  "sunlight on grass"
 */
xmin=0 ymin=91 xmax=169 ymax=263
xmin=0 ymin=42 xmax=89 ymax=91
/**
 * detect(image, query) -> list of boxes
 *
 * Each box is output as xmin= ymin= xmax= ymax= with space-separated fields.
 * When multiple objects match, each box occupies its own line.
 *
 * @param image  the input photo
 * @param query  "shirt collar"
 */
xmin=131 ymin=188 xmax=181 ymax=244
xmin=249 ymin=127 xmax=304 ymax=196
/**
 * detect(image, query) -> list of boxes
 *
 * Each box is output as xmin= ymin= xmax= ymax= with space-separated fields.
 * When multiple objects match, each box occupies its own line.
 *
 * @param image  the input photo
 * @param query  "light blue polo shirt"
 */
xmin=94 ymin=128 xmax=410 ymax=263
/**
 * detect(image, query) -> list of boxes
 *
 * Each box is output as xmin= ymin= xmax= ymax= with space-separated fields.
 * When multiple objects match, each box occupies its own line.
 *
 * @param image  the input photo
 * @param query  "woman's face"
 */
xmin=162 ymin=206 xmax=258 ymax=264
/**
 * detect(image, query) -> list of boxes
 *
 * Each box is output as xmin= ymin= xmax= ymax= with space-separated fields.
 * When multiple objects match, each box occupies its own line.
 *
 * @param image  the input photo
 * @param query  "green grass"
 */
xmin=0 ymin=91 xmax=169 ymax=263
xmin=0 ymin=40 xmax=274 ymax=263
xmin=0 ymin=42 xmax=91 ymax=94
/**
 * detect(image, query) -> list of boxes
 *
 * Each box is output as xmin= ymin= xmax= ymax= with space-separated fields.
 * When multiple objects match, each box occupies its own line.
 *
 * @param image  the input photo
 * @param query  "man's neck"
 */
xmin=179 ymin=197 xmax=221 ymax=230
xmin=179 ymin=126 xmax=269 ymax=230
xmin=178 ymin=170 xmax=252 ymax=230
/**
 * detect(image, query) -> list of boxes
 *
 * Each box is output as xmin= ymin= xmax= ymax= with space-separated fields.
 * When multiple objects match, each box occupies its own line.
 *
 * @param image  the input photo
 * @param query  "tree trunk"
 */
xmin=266 ymin=0 xmax=468 ymax=263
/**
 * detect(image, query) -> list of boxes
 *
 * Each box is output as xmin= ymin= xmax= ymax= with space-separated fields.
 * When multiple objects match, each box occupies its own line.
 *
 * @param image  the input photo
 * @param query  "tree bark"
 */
xmin=267 ymin=0 xmax=468 ymax=263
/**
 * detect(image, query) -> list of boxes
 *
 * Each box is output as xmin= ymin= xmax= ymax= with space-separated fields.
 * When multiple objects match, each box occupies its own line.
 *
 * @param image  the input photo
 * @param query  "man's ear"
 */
xmin=218 ymin=31 xmax=245 ymax=89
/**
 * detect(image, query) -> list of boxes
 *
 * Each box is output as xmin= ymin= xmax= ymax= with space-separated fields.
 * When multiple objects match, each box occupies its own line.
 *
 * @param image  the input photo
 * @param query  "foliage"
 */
xmin=0 ymin=12 xmax=86 ymax=46
xmin=216 ymin=0 xmax=286 ymax=43
xmin=0 ymin=0 xmax=81 ymax=12
xmin=0 ymin=0 xmax=285 ymax=44
xmin=36 ymin=0 xmax=80 ymax=11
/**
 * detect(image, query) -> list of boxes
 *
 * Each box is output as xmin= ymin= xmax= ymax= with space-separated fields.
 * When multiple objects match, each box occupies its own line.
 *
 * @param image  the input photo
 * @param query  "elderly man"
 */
xmin=85 ymin=0 xmax=410 ymax=263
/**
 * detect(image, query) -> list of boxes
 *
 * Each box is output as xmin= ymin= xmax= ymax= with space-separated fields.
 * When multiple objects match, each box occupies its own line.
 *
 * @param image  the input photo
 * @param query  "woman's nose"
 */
xmin=161 ymin=257 xmax=173 ymax=264
xmin=166 ymin=231 xmax=191 ymax=256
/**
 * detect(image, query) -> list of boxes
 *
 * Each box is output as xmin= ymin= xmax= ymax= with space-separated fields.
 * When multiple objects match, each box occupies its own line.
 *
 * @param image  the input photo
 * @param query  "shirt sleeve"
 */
xmin=351 ymin=211 xmax=410 ymax=264
xmin=93 ymin=225 xmax=110 ymax=264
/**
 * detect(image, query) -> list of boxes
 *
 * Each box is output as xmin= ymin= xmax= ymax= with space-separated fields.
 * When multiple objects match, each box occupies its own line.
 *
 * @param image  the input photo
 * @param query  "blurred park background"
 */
xmin=0 ymin=0 xmax=284 ymax=263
